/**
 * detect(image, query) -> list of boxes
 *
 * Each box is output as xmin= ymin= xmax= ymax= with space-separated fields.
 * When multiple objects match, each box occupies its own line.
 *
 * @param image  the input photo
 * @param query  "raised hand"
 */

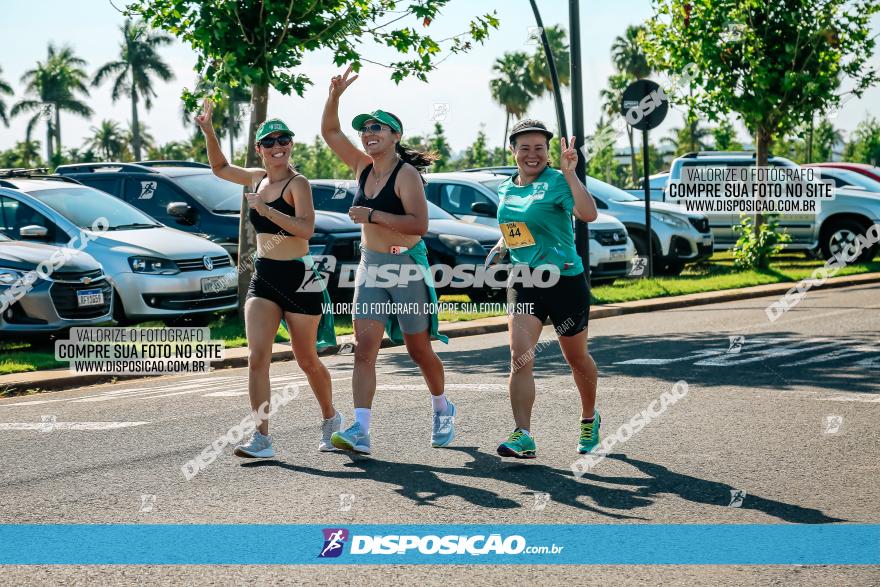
xmin=560 ymin=135 xmax=578 ymax=173
xmin=329 ymin=65 xmax=359 ymax=100
xmin=195 ymin=98 xmax=213 ymax=132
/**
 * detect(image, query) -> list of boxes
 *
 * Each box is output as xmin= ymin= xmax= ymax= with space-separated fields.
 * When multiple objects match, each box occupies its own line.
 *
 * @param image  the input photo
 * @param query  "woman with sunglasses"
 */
xmin=320 ymin=66 xmax=454 ymax=455
xmin=196 ymin=99 xmax=342 ymax=458
xmin=488 ymin=119 xmax=600 ymax=459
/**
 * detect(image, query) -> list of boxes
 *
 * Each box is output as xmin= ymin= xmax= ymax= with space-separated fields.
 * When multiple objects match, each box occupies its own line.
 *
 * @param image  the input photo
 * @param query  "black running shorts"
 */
xmin=507 ymin=270 xmax=590 ymax=337
xmin=246 ymin=257 xmax=324 ymax=315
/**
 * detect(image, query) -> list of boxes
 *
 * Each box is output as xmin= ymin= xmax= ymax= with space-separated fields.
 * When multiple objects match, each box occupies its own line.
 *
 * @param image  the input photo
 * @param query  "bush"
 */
xmin=732 ymin=214 xmax=791 ymax=270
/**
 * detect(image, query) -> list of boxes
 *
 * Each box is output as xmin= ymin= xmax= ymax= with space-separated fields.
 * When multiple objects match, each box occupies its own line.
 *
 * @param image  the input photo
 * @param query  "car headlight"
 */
xmin=438 ymin=234 xmax=485 ymax=256
xmin=651 ymin=212 xmax=689 ymax=230
xmin=128 ymin=256 xmax=180 ymax=275
xmin=0 ymin=268 xmax=24 ymax=286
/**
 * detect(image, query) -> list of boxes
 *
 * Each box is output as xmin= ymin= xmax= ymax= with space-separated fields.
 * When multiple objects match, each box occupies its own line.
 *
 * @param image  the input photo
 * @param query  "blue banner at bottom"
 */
xmin=0 ymin=524 xmax=878 ymax=565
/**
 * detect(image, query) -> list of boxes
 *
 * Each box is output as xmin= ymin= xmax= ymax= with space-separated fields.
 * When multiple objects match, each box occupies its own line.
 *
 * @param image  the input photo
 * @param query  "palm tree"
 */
xmin=490 ymin=52 xmax=537 ymax=162
xmin=0 ymin=66 xmax=13 ymax=126
xmin=14 ymin=140 xmax=42 ymax=167
xmin=12 ymin=44 xmax=93 ymax=163
xmin=126 ymin=121 xmax=155 ymax=155
xmin=180 ymin=81 xmax=251 ymax=160
xmin=527 ymin=25 xmax=571 ymax=94
xmin=661 ymin=124 xmax=712 ymax=156
xmin=93 ymin=19 xmax=174 ymax=161
xmin=84 ymin=120 xmax=127 ymax=160
xmin=611 ymin=25 xmax=651 ymax=184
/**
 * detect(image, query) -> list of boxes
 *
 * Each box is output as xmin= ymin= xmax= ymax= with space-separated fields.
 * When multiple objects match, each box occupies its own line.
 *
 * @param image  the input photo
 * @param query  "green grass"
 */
xmin=2 ymin=252 xmax=877 ymax=377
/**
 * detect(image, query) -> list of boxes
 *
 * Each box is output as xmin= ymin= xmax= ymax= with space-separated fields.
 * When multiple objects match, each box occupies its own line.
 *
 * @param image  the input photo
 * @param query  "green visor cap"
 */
xmin=351 ymin=110 xmax=402 ymax=133
xmin=255 ymin=118 xmax=294 ymax=141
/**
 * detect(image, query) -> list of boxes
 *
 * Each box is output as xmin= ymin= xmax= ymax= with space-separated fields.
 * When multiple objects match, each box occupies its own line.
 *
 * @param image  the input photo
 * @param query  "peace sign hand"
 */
xmin=329 ymin=65 xmax=359 ymax=100
xmin=560 ymin=135 xmax=578 ymax=173
xmin=195 ymin=98 xmax=213 ymax=132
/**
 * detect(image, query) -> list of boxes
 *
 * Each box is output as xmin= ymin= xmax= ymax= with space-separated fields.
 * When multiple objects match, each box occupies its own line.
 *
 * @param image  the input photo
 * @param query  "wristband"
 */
xmin=368 ymin=209 xmax=374 ymax=223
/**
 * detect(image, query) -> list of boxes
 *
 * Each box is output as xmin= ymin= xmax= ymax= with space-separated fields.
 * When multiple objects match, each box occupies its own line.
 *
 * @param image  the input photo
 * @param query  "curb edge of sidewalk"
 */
xmin=3 ymin=271 xmax=878 ymax=395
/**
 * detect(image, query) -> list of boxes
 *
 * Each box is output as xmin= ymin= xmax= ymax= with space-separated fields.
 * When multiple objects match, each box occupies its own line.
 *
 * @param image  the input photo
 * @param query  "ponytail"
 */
xmin=394 ymin=141 xmax=439 ymax=172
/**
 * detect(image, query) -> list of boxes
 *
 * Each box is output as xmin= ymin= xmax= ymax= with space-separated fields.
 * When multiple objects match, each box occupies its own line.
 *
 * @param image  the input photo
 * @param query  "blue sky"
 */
xmin=1 ymin=0 xmax=878 ymax=156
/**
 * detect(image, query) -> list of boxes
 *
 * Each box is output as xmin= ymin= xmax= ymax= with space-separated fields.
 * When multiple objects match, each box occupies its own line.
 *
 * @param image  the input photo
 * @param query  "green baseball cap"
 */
xmin=255 ymin=118 xmax=294 ymax=141
xmin=351 ymin=109 xmax=402 ymax=133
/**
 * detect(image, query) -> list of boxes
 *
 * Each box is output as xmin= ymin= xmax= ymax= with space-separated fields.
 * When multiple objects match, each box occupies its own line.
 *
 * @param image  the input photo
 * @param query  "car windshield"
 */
xmin=586 ymin=177 xmax=640 ymax=202
xmin=820 ymin=169 xmax=880 ymax=192
xmin=29 ymin=186 xmax=161 ymax=229
xmin=171 ymin=173 xmax=243 ymax=212
xmin=0 ymin=232 xmax=10 ymax=242
xmin=428 ymin=201 xmax=454 ymax=219
xmin=479 ymin=178 xmax=506 ymax=193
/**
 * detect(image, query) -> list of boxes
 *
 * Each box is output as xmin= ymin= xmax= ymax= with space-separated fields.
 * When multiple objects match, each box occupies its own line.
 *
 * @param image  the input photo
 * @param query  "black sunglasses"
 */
xmin=358 ymin=123 xmax=391 ymax=135
xmin=257 ymin=135 xmax=293 ymax=148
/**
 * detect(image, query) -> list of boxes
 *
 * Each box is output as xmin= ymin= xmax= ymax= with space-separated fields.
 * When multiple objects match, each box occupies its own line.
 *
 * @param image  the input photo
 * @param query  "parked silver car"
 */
xmin=0 ymin=179 xmax=237 ymax=324
xmin=0 ymin=232 xmax=112 ymax=338
xmin=666 ymin=152 xmax=880 ymax=261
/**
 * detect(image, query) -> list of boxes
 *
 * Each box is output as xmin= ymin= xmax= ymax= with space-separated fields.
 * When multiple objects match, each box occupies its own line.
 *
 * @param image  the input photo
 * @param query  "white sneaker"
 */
xmin=319 ymin=411 xmax=344 ymax=452
xmin=233 ymin=430 xmax=275 ymax=458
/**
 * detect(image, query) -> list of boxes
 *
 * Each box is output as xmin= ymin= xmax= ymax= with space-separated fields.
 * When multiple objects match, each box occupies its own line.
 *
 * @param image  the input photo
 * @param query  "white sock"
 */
xmin=431 ymin=394 xmax=448 ymax=413
xmin=519 ymin=428 xmax=532 ymax=437
xmin=354 ymin=408 xmax=371 ymax=434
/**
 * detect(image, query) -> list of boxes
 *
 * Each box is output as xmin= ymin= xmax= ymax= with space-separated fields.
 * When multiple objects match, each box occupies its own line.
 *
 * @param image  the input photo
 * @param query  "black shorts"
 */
xmin=507 ymin=270 xmax=590 ymax=337
xmin=247 ymin=258 xmax=323 ymax=315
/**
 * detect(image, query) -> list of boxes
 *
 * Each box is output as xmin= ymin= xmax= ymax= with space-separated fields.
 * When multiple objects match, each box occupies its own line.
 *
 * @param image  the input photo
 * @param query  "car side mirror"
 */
xmin=471 ymin=201 xmax=496 ymax=216
xmin=167 ymin=202 xmax=195 ymax=223
xmin=19 ymin=225 xmax=48 ymax=238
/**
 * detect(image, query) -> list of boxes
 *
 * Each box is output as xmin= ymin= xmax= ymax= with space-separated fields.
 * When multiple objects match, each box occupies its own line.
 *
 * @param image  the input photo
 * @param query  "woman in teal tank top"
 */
xmin=487 ymin=119 xmax=603 ymax=459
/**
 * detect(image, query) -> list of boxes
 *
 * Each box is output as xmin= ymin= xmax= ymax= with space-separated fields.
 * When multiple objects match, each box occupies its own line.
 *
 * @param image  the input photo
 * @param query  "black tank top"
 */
xmin=352 ymin=159 xmax=406 ymax=215
xmin=249 ymin=172 xmax=298 ymax=236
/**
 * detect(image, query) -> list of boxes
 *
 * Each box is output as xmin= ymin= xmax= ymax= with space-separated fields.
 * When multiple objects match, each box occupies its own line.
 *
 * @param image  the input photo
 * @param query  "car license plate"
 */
xmin=77 ymin=288 xmax=104 ymax=307
xmin=610 ymin=248 xmax=627 ymax=259
xmin=201 ymin=276 xmax=233 ymax=294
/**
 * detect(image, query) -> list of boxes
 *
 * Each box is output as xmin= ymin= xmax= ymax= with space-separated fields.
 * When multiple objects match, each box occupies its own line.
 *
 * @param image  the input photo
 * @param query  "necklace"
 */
xmin=371 ymin=157 xmax=399 ymax=188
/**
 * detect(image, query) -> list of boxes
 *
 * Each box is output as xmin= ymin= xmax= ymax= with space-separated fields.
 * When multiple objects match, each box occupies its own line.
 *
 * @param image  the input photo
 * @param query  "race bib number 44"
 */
xmin=501 ymin=221 xmax=536 ymax=249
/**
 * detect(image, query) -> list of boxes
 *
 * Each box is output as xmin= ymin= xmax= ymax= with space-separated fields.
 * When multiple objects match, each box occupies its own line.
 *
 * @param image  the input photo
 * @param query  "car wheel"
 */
xmin=468 ymin=289 xmax=505 ymax=303
xmin=656 ymin=261 xmax=685 ymax=276
xmin=111 ymin=290 xmax=130 ymax=326
xmin=820 ymin=219 xmax=877 ymax=263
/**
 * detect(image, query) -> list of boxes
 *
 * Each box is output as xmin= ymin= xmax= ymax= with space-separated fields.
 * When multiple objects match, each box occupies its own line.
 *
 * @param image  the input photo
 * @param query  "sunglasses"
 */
xmin=358 ymin=123 xmax=391 ymax=135
xmin=257 ymin=135 xmax=293 ymax=148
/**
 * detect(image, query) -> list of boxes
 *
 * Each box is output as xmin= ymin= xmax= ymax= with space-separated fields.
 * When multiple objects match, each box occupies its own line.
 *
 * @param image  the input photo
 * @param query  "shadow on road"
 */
xmin=244 ymin=447 xmax=842 ymax=523
xmin=375 ymin=327 xmax=880 ymax=395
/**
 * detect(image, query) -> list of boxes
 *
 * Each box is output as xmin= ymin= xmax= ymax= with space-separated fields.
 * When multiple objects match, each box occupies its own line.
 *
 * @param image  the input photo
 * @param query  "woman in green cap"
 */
xmin=488 ymin=118 xmax=601 ymax=459
xmin=196 ymin=98 xmax=342 ymax=459
xmin=320 ymin=66 xmax=455 ymax=455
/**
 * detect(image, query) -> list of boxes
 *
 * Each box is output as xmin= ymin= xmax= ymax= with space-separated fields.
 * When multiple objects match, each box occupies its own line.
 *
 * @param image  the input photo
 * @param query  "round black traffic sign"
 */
xmin=620 ymin=79 xmax=668 ymax=131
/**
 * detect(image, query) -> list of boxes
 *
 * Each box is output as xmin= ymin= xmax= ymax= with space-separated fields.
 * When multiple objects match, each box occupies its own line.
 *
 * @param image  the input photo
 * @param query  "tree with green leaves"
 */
xmin=490 ymin=52 xmax=536 ymax=160
xmin=0 ymin=140 xmax=42 ymax=168
xmin=711 ymin=117 xmax=743 ymax=151
xmin=92 ymin=19 xmax=174 ymax=161
xmin=127 ymin=0 xmax=497 ymax=308
xmin=661 ymin=122 xmax=711 ymax=156
xmin=844 ymin=116 xmax=880 ymax=165
xmin=428 ymin=121 xmax=452 ymax=171
xmin=12 ymin=44 xmax=93 ymax=164
xmin=812 ymin=119 xmax=844 ymax=162
xmin=463 ymin=127 xmax=492 ymax=168
xmin=0 ymin=66 xmax=13 ymax=127
xmin=645 ymin=0 xmax=879 ymax=224
xmin=85 ymin=120 xmax=128 ymax=160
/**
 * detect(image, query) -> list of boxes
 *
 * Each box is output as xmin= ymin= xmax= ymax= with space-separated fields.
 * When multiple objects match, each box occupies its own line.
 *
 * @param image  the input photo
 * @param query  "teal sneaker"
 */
xmin=497 ymin=428 xmax=537 ymax=459
xmin=578 ymin=410 xmax=601 ymax=454
xmin=431 ymin=399 xmax=456 ymax=447
xmin=331 ymin=421 xmax=371 ymax=455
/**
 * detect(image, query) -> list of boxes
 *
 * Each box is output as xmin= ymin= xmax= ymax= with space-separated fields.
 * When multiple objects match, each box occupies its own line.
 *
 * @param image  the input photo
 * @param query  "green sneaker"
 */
xmin=578 ymin=410 xmax=601 ymax=454
xmin=497 ymin=428 xmax=537 ymax=459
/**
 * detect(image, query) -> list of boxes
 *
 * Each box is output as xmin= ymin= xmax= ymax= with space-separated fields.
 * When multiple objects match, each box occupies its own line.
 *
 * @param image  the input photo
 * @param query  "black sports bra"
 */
xmin=249 ymin=172 xmax=298 ymax=236
xmin=352 ymin=160 xmax=406 ymax=216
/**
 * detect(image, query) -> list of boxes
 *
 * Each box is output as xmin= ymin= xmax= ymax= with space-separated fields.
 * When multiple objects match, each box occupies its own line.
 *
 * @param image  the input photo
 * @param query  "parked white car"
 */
xmin=0 ymin=177 xmax=237 ymax=324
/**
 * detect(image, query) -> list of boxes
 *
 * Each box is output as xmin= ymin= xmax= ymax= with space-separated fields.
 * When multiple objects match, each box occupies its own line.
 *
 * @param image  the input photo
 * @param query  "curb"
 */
xmin=2 ymin=271 xmax=879 ymax=395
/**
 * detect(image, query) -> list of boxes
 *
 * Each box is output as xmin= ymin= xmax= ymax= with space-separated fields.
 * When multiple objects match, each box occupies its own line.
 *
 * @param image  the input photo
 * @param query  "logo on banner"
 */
xmin=319 ymin=528 xmax=349 ymax=558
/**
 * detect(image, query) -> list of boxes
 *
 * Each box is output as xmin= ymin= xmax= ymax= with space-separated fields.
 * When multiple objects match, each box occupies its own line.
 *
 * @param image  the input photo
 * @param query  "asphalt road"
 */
xmin=1 ymin=283 xmax=878 ymax=585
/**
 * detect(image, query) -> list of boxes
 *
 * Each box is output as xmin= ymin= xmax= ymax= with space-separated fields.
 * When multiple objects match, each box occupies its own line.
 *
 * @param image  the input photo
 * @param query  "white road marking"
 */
xmin=694 ymin=338 xmax=837 ymax=366
xmin=376 ymin=383 xmax=507 ymax=391
xmin=814 ymin=395 xmax=880 ymax=403
xmin=203 ymin=391 xmax=249 ymax=397
xmin=780 ymin=347 xmax=877 ymax=367
xmin=0 ymin=421 xmax=150 ymax=431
